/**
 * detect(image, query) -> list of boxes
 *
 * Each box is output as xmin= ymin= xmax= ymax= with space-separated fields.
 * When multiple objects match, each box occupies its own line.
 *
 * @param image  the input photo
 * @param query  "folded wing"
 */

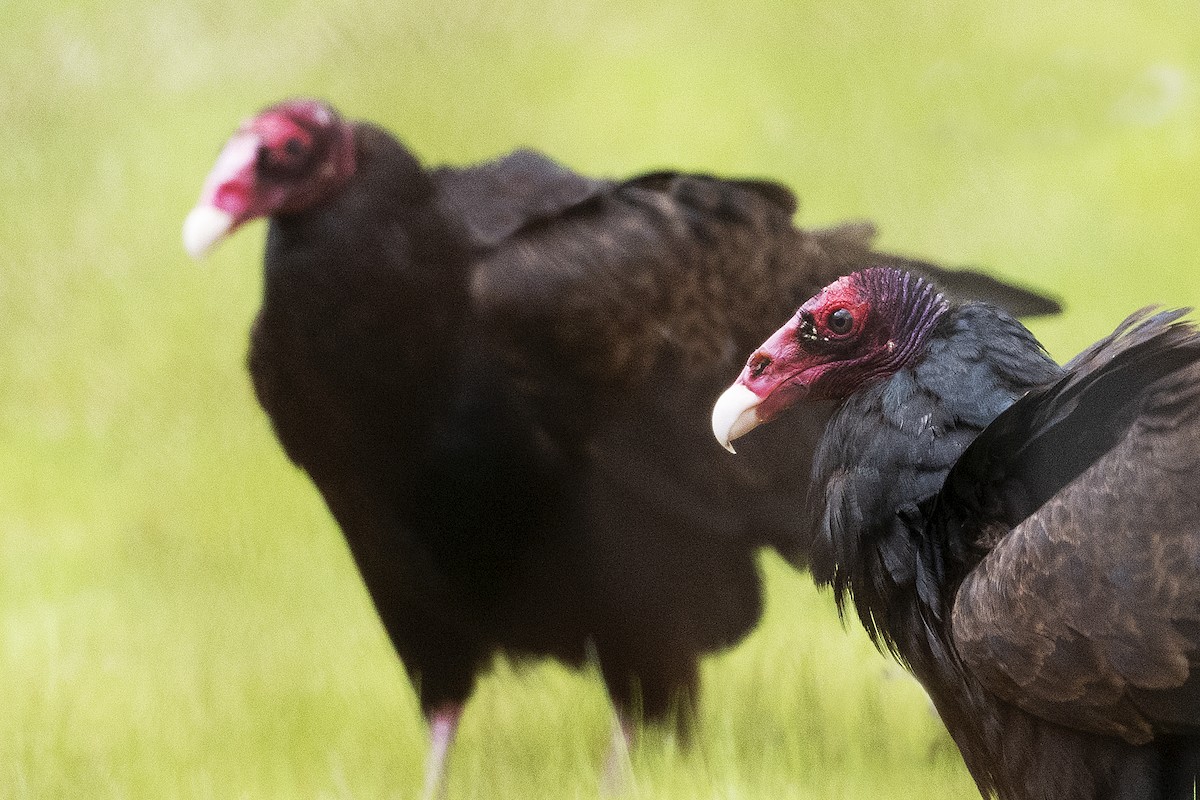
xmin=944 ymin=309 xmax=1200 ymax=743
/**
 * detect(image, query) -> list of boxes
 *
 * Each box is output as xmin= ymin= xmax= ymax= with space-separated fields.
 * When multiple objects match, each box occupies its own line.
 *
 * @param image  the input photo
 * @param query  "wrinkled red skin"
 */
xmin=194 ymin=99 xmax=356 ymax=236
xmin=734 ymin=274 xmax=875 ymax=422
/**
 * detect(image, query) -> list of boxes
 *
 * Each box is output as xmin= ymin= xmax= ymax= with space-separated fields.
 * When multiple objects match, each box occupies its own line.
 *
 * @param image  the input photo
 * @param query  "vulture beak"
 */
xmin=712 ymin=313 xmax=816 ymax=453
xmin=712 ymin=382 xmax=764 ymax=454
xmin=182 ymin=131 xmax=261 ymax=260
xmin=182 ymin=205 xmax=235 ymax=259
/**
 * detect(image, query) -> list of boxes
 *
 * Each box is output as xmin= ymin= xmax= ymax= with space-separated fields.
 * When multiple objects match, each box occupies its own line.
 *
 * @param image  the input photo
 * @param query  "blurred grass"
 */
xmin=3 ymin=0 xmax=1200 ymax=797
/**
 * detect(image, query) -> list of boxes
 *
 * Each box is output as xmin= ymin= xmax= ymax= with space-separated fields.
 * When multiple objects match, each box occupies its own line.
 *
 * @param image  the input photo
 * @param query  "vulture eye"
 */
xmin=828 ymin=308 xmax=854 ymax=335
xmin=259 ymin=133 xmax=314 ymax=176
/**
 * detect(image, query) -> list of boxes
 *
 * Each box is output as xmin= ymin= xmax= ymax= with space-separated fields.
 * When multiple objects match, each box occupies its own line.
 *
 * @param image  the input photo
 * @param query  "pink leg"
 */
xmin=421 ymin=704 xmax=462 ymax=800
xmin=599 ymin=711 xmax=635 ymax=797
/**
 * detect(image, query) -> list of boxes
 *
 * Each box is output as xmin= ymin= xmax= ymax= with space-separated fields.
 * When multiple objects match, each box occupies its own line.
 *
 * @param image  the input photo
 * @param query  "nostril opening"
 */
xmin=749 ymin=353 xmax=771 ymax=378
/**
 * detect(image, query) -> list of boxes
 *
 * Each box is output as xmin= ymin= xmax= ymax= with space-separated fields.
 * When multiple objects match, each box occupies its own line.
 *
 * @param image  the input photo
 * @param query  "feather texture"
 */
xmin=733 ymin=267 xmax=1200 ymax=799
xmin=187 ymin=102 xmax=1062 ymax=788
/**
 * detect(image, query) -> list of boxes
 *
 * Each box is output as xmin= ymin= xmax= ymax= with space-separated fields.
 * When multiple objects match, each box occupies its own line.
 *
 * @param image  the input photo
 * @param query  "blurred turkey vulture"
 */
xmin=714 ymin=267 xmax=1200 ymax=800
xmin=183 ymin=99 xmax=1059 ymax=796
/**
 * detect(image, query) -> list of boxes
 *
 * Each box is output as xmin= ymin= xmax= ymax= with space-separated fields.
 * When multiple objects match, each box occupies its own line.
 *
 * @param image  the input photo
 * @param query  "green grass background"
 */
xmin=4 ymin=0 xmax=1200 ymax=797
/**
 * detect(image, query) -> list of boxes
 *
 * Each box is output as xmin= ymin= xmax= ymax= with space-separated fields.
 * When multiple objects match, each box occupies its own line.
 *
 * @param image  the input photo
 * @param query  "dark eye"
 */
xmin=828 ymin=308 xmax=854 ymax=335
xmin=258 ymin=134 xmax=313 ymax=177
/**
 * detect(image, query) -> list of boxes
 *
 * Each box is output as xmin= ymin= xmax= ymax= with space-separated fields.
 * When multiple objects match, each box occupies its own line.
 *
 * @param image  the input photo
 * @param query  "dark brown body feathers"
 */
xmin=788 ymin=280 xmax=1200 ymax=798
xmin=248 ymin=122 xmax=1060 ymax=730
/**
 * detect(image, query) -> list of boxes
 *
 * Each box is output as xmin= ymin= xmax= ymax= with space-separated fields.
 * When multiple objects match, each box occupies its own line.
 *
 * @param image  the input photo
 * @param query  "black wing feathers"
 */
xmin=796 ymin=230 xmax=1062 ymax=320
xmin=468 ymin=170 xmax=811 ymax=394
xmin=625 ymin=170 xmax=800 ymax=217
xmin=914 ymin=264 xmax=1062 ymax=319
xmin=436 ymin=149 xmax=608 ymax=247
xmin=937 ymin=308 xmax=1200 ymax=537
xmin=944 ymin=308 xmax=1200 ymax=744
xmin=468 ymin=165 xmax=1061 ymax=402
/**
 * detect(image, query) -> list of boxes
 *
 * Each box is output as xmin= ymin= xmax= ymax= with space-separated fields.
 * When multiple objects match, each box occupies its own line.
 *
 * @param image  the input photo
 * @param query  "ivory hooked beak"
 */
xmin=182 ymin=205 xmax=235 ymax=260
xmin=711 ymin=382 xmax=764 ymax=454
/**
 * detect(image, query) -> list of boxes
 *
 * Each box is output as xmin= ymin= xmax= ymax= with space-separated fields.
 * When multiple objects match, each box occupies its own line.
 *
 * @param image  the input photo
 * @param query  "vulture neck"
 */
xmin=256 ymin=123 xmax=472 ymax=455
xmin=263 ymin=123 xmax=466 ymax=305
xmin=805 ymin=303 xmax=1060 ymax=793
xmin=809 ymin=303 xmax=1060 ymax=653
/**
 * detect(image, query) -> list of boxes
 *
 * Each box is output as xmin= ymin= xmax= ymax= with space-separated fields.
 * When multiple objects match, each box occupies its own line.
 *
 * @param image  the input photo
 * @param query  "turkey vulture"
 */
xmin=182 ymin=99 xmax=1059 ymax=796
xmin=714 ymin=266 xmax=1200 ymax=799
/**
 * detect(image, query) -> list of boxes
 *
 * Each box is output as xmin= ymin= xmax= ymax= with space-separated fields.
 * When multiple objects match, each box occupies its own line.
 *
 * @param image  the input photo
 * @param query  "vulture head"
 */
xmin=712 ymin=267 xmax=949 ymax=451
xmin=183 ymin=99 xmax=357 ymax=259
